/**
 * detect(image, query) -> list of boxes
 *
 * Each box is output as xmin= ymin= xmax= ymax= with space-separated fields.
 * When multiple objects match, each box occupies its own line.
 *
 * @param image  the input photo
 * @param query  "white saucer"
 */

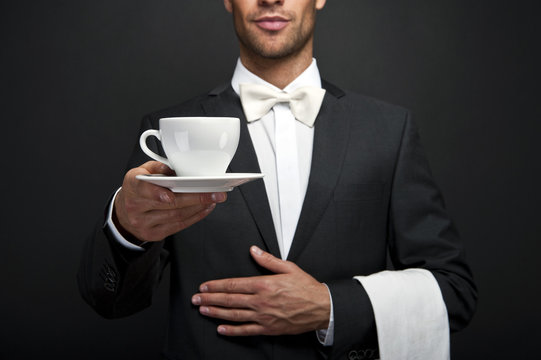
xmin=136 ymin=173 xmax=264 ymax=193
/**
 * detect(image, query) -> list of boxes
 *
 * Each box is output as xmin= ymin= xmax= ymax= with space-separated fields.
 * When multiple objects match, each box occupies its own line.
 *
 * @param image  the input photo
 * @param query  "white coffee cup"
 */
xmin=139 ymin=117 xmax=240 ymax=176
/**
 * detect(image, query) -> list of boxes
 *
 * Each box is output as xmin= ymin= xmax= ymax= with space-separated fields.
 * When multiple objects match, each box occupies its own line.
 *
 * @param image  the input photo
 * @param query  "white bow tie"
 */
xmin=239 ymin=83 xmax=326 ymax=127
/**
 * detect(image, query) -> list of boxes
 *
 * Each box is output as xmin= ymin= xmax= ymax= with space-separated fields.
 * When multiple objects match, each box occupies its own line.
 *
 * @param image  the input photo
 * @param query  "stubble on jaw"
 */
xmin=232 ymin=6 xmax=317 ymax=61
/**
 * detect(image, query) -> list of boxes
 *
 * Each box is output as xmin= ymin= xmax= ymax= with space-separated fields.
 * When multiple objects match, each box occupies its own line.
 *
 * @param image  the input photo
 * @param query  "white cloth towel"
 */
xmin=355 ymin=269 xmax=450 ymax=360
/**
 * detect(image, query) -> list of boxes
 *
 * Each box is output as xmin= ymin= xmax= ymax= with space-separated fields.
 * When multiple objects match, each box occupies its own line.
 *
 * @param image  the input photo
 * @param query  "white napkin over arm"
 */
xmin=355 ymin=269 xmax=450 ymax=360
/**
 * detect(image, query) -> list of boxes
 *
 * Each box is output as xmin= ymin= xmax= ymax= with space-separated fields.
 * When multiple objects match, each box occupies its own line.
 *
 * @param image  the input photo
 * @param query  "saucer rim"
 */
xmin=136 ymin=173 xmax=264 ymax=181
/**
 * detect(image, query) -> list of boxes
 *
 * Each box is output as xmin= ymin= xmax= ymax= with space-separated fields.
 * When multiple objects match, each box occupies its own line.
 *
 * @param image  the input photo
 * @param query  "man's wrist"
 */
xmin=111 ymin=200 xmax=149 ymax=247
xmin=316 ymin=283 xmax=335 ymax=346
xmin=105 ymin=188 xmax=148 ymax=251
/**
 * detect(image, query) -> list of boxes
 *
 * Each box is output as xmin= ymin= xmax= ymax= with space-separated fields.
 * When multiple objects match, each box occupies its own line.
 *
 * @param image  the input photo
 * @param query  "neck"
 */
xmin=239 ymin=41 xmax=314 ymax=89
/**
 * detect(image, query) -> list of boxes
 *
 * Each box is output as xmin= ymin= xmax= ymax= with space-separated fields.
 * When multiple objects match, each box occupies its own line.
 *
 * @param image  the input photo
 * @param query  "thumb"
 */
xmin=141 ymin=161 xmax=175 ymax=175
xmin=250 ymin=246 xmax=295 ymax=274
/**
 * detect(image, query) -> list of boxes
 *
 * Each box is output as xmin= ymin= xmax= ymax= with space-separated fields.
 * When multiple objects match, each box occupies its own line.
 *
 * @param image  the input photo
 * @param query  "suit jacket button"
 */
xmin=100 ymin=262 xmax=118 ymax=292
xmin=348 ymin=348 xmax=378 ymax=360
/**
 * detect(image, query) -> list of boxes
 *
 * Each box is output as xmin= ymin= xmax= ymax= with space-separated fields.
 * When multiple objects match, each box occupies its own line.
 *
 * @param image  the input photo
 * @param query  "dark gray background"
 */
xmin=1 ymin=0 xmax=539 ymax=358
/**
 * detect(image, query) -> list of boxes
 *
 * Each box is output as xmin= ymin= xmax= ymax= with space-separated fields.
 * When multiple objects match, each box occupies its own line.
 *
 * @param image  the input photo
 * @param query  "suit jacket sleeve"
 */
xmin=77 ymin=115 xmax=170 ymax=319
xmin=326 ymin=109 xmax=477 ymax=357
xmin=387 ymin=111 xmax=477 ymax=331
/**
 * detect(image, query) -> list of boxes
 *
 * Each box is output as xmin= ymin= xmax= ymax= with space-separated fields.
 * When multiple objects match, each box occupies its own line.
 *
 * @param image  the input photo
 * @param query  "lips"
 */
xmin=254 ymin=16 xmax=289 ymax=31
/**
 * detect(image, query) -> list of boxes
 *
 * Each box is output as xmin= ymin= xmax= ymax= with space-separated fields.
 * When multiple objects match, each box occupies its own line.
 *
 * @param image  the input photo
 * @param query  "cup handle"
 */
xmin=139 ymin=129 xmax=173 ymax=169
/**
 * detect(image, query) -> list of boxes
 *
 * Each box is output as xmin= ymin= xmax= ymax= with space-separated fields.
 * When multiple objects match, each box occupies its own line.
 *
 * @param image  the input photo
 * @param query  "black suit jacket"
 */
xmin=78 ymin=81 xmax=477 ymax=360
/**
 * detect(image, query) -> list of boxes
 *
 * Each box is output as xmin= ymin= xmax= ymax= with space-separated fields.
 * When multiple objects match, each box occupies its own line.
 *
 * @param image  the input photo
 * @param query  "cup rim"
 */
xmin=160 ymin=116 xmax=239 ymax=123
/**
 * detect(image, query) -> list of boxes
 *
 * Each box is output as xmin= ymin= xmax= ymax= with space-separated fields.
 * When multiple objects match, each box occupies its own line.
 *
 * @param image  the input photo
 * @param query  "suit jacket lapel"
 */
xmin=200 ymin=82 xmax=349 ymax=262
xmin=287 ymin=81 xmax=349 ymax=262
xmin=201 ymin=85 xmax=282 ymax=258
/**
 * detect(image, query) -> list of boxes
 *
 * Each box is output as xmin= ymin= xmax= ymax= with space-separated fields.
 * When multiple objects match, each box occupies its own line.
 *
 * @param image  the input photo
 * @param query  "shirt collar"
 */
xmin=231 ymin=58 xmax=322 ymax=96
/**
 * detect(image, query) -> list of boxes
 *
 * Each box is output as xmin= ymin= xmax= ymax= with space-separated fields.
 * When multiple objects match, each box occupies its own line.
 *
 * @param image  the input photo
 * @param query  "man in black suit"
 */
xmin=78 ymin=0 xmax=477 ymax=359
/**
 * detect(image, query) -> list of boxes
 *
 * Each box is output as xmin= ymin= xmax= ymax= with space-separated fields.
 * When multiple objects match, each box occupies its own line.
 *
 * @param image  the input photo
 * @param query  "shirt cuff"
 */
xmin=316 ymin=283 xmax=335 ymax=346
xmin=354 ymin=269 xmax=449 ymax=360
xmin=105 ymin=187 xmax=147 ymax=251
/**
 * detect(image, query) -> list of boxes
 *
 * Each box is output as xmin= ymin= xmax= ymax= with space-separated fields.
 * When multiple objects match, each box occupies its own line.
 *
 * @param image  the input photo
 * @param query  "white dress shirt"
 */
xmin=231 ymin=59 xmax=319 ymax=260
xmin=231 ymin=58 xmax=334 ymax=345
